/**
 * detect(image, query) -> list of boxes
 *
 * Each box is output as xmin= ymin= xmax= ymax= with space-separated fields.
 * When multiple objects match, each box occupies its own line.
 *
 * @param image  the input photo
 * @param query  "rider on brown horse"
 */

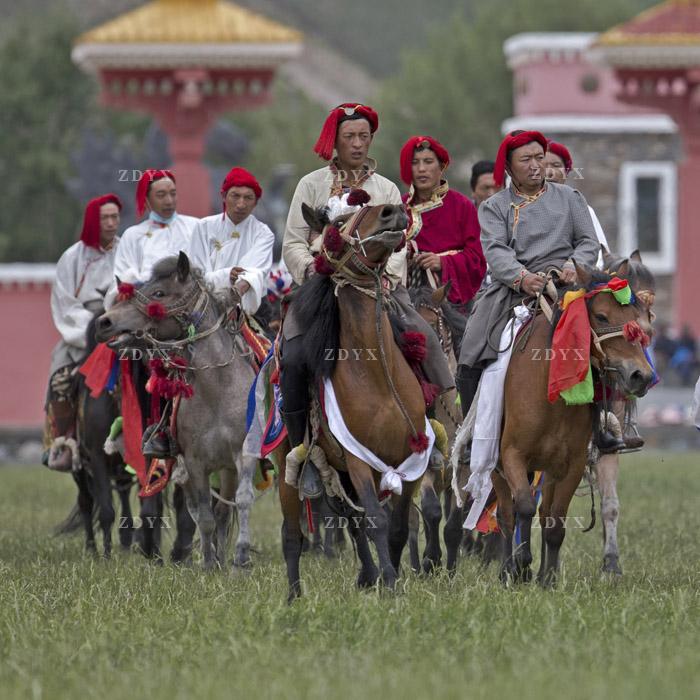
xmin=281 ymin=103 xmax=454 ymax=498
xmin=456 ymin=130 xmax=623 ymax=453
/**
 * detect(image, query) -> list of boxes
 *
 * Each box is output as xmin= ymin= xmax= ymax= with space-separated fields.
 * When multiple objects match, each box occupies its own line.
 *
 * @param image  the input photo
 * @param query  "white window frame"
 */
xmin=618 ymin=161 xmax=677 ymax=274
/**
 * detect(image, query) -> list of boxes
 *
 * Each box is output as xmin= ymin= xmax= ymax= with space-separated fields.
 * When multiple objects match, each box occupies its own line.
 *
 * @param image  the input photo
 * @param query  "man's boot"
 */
xmin=281 ymin=409 xmax=322 ymax=499
xmin=593 ymin=405 xmax=626 ymax=454
xmin=47 ymin=400 xmax=75 ymax=472
xmin=142 ymin=423 xmax=176 ymax=459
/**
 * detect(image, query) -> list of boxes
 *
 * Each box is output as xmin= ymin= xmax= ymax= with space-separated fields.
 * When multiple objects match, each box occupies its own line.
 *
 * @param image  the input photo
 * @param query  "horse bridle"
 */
xmin=132 ymin=277 xmax=209 ymax=337
xmin=416 ymin=299 xmax=453 ymax=357
xmin=321 ymin=206 xmax=400 ymax=286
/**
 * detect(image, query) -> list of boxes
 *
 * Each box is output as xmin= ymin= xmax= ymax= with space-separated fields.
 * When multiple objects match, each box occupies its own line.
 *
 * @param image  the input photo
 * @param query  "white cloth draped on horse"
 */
xmin=451 ymin=304 xmax=532 ymax=528
xmin=323 ymin=377 xmax=435 ymax=495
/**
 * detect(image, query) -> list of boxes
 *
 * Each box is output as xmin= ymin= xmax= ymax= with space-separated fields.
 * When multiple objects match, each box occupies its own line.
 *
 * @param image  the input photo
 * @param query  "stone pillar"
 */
xmin=674 ymin=126 xmax=700 ymax=334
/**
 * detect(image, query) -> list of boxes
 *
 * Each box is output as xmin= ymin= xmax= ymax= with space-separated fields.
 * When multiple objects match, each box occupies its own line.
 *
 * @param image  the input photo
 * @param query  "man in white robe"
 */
xmin=45 ymin=194 xmax=122 ymax=471
xmin=543 ymin=141 xmax=609 ymax=268
xmin=105 ymin=169 xmax=199 ymax=306
xmin=188 ymin=167 xmax=274 ymax=315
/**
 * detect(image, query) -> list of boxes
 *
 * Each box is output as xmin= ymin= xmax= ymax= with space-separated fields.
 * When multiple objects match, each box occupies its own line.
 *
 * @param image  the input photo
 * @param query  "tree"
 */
xmin=373 ymin=0 xmax=657 ymax=191
xmin=0 ymin=10 xmax=95 ymax=262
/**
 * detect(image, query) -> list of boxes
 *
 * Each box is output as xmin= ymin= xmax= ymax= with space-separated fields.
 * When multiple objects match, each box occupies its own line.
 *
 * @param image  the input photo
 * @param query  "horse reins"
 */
xmin=320 ymin=210 xmax=422 ymax=442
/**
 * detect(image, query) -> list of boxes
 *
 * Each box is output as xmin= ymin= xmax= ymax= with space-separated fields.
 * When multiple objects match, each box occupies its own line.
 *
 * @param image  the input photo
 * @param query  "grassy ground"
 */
xmin=1 ymin=452 xmax=698 ymax=700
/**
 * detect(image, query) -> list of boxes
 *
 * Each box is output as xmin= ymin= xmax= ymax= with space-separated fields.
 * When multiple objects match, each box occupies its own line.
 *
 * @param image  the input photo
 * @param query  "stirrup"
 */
xmin=142 ymin=424 xmax=177 ymax=459
xmin=594 ymin=430 xmax=626 ymax=455
xmin=300 ymin=460 xmax=323 ymax=500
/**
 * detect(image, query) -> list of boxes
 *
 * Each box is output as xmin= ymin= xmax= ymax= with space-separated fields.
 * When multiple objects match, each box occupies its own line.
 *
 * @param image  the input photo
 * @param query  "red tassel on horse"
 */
xmin=401 ymin=331 xmax=427 ymax=363
xmin=146 ymin=302 xmax=167 ymax=320
xmin=314 ymin=255 xmax=335 ymax=276
xmin=347 ymin=188 xmax=371 ymax=206
xmin=408 ymin=432 xmax=429 ymax=454
xmin=323 ymin=226 xmax=344 ymax=254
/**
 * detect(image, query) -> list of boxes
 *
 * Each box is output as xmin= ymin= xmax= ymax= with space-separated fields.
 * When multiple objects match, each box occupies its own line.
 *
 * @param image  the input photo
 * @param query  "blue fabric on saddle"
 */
xmin=245 ymin=347 xmax=287 ymax=458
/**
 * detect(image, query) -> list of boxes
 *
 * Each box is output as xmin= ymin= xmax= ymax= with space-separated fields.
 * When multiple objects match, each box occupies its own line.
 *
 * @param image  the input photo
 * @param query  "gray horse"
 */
xmin=95 ymin=253 xmax=257 ymax=570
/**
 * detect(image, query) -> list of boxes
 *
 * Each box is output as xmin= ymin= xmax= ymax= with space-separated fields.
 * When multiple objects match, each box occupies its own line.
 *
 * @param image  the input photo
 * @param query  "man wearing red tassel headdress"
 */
xmin=456 ymin=130 xmax=599 ymax=422
xmin=105 ymin=169 xmax=199 ymax=305
xmin=280 ymin=104 xmax=454 ymax=498
xmin=43 ymin=194 xmax=122 ymax=471
xmin=400 ymin=135 xmax=487 ymax=353
xmin=188 ymin=167 xmax=274 ymax=314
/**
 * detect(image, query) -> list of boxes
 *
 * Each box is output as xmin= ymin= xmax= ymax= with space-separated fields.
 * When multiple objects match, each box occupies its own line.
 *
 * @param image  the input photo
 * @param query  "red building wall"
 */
xmin=0 ymin=282 xmax=59 ymax=429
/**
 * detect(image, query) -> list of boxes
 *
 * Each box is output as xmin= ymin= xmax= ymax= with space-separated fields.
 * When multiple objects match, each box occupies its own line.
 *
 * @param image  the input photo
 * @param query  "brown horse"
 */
xmin=278 ymin=202 xmax=431 ymax=601
xmin=495 ymin=264 xmax=653 ymax=586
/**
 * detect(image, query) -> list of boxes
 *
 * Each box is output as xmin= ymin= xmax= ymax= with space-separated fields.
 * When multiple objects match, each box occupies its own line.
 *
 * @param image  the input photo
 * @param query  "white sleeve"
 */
xmin=51 ymin=249 xmax=93 ymax=349
xmin=235 ymin=224 xmax=276 ymax=314
xmin=383 ymin=181 xmax=407 ymax=287
xmin=188 ymin=221 xmax=216 ymax=277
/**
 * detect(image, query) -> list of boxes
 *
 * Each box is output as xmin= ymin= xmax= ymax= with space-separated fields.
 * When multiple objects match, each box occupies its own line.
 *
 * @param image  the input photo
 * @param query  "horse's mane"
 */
xmin=291 ymin=273 xmax=340 ymax=379
xmin=549 ymin=268 xmax=615 ymax=334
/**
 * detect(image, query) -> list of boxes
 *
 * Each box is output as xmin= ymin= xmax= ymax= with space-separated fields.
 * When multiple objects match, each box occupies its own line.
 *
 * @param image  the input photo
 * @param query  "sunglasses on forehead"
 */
xmin=337 ymin=104 xmax=365 ymax=116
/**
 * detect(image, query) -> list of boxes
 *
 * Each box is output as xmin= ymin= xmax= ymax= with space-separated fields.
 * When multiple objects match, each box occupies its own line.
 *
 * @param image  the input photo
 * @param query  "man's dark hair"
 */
xmin=470 ymin=160 xmax=496 ymax=192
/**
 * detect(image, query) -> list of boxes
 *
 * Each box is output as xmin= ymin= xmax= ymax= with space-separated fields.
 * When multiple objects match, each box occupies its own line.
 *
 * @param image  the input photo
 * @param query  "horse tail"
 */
xmin=52 ymin=500 xmax=96 ymax=536
xmin=293 ymin=275 xmax=340 ymax=379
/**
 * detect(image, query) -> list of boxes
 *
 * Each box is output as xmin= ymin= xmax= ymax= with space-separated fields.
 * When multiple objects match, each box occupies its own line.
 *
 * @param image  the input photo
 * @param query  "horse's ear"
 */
xmin=301 ymin=203 xmax=328 ymax=234
xmin=176 ymin=251 xmax=190 ymax=283
xmin=430 ymin=281 xmax=451 ymax=306
xmin=630 ymin=249 xmax=643 ymax=263
xmin=574 ymin=262 xmax=591 ymax=287
xmin=616 ymin=259 xmax=630 ymax=278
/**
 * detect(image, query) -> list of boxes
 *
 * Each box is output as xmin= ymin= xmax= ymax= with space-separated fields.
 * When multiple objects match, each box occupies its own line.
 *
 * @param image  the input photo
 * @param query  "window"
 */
xmin=619 ymin=162 xmax=677 ymax=273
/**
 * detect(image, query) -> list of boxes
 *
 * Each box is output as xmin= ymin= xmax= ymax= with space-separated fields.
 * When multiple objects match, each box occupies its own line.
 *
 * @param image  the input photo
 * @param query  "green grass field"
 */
xmin=1 ymin=452 xmax=698 ymax=700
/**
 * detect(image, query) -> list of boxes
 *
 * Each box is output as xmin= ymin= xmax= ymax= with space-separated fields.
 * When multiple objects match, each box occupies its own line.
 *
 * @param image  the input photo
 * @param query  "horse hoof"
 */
xmin=422 ymin=558 xmax=442 ymax=575
xmin=356 ymin=568 xmax=379 ymax=589
xmin=602 ymin=555 xmax=623 ymax=576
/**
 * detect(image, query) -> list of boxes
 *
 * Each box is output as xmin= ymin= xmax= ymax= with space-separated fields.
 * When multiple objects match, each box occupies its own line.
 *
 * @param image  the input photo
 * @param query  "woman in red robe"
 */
xmin=400 ymin=135 xmax=486 ymax=350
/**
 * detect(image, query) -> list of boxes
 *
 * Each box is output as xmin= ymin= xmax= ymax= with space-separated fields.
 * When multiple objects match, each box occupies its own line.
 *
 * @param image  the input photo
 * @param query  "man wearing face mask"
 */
xmin=106 ymin=169 xmax=199 ymax=306
xmin=456 ymin=130 xmax=599 ymax=420
xmin=401 ymin=135 xmax=486 ymax=352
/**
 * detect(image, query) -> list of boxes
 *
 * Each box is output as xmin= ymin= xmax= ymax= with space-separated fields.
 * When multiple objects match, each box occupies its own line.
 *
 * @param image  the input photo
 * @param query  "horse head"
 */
xmin=409 ymin=282 xmax=453 ymax=355
xmin=602 ymin=247 xmax=656 ymax=338
xmin=95 ymin=252 xmax=210 ymax=348
xmin=575 ymin=263 xmax=653 ymax=397
xmin=302 ymin=199 xmax=408 ymax=274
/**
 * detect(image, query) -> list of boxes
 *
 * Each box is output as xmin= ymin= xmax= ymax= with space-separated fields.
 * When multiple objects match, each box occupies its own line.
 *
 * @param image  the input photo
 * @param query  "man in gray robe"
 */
xmin=456 ymin=131 xmax=600 ymax=423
